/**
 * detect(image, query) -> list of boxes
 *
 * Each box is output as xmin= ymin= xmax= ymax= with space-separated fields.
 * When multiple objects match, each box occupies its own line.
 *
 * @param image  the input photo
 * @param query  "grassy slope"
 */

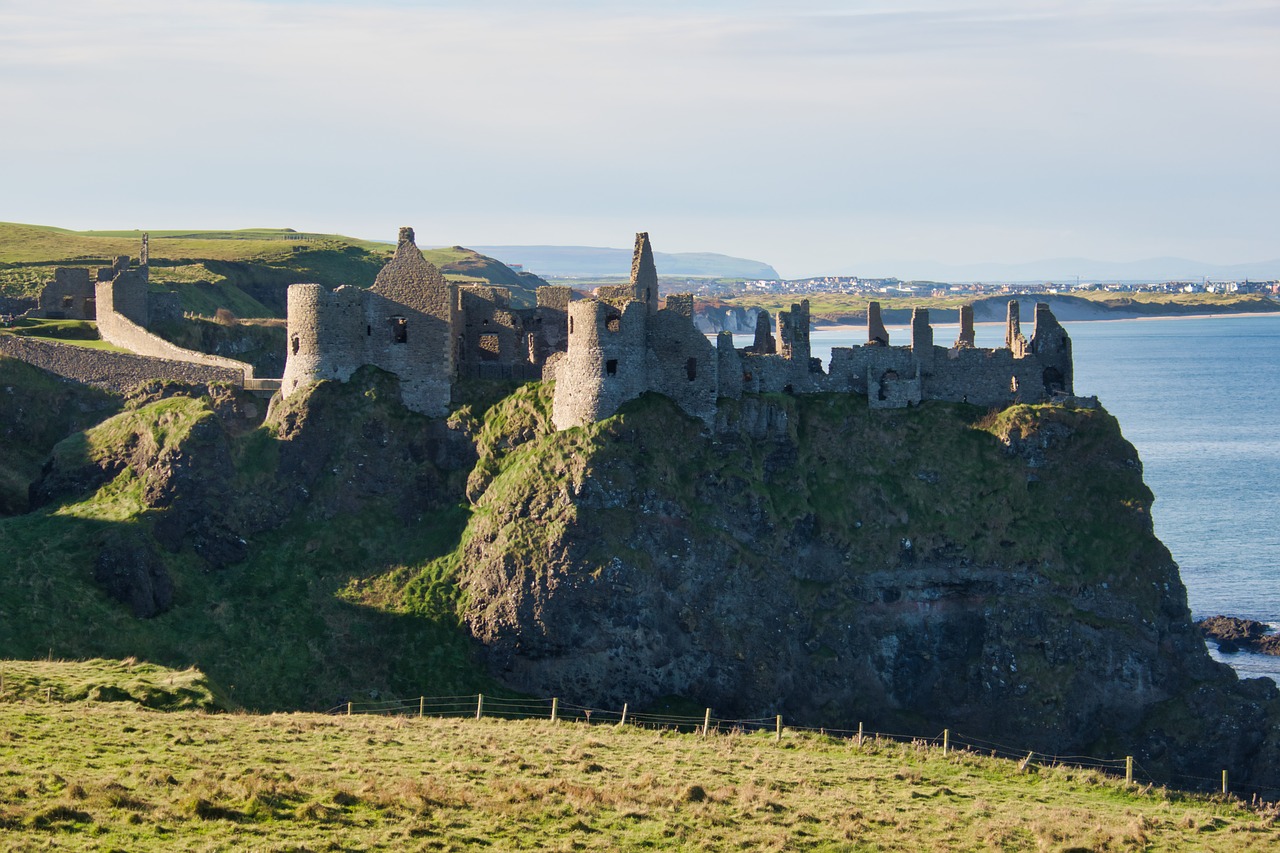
xmin=0 ymin=222 xmax=539 ymax=315
xmin=0 ymin=659 xmax=223 ymax=711
xmin=0 ymin=385 xmax=486 ymax=711
xmin=0 ymin=318 xmax=129 ymax=351
xmin=0 ymin=356 xmax=122 ymax=514
xmin=0 ymin=379 xmax=1162 ymax=712
xmin=0 ymin=703 xmax=1273 ymax=850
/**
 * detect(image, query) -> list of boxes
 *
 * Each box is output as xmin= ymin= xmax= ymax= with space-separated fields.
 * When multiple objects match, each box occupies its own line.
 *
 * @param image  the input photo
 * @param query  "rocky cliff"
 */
xmin=456 ymin=385 xmax=1280 ymax=790
xmin=7 ymin=363 xmax=1280 ymax=790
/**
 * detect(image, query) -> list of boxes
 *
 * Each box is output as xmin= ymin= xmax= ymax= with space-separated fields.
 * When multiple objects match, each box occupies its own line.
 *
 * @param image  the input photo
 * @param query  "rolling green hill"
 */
xmin=0 ymin=222 xmax=542 ymax=317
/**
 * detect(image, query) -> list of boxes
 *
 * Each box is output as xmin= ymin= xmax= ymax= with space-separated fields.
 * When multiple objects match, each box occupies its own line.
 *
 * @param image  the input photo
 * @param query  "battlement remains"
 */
xmin=549 ymin=234 xmax=1077 ymax=430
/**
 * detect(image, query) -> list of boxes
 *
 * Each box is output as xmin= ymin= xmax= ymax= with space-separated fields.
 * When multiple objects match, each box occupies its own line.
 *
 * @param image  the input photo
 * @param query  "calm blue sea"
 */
xmin=802 ymin=315 xmax=1280 ymax=682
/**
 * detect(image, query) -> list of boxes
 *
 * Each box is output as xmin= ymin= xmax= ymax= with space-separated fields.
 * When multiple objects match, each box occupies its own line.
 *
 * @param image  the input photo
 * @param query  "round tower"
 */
xmin=552 ymin=299 xmax=648 ymax=429
xmin=281 ymin=284 xmax=366 ymax=399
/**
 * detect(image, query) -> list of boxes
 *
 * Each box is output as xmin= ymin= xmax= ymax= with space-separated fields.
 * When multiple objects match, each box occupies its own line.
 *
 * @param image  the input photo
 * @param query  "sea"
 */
xmin=798 ymin=315 xmax=1280 ymax=683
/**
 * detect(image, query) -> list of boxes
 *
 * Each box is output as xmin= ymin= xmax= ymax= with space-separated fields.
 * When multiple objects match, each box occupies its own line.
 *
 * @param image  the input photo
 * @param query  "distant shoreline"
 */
xmin=813 ymin=310 xmax=1280 ymax=333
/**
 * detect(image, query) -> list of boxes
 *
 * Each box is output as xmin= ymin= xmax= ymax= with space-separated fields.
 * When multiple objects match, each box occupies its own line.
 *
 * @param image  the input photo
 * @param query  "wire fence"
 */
xmin=326 ymin=692 xmax=1280 ymax=805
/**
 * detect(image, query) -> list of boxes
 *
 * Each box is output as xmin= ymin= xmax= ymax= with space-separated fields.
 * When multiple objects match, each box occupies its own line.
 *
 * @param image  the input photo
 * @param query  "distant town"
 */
xmin=669 ymin=275 xmax=1280 ymax=300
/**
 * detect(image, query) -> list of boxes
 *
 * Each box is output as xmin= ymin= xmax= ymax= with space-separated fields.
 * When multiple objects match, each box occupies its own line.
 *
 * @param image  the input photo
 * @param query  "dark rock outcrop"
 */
xmin=457 ymin=388 xmax=1280 ymax=792
xmin=1199 ymin=616 xmax=1280 ymax=655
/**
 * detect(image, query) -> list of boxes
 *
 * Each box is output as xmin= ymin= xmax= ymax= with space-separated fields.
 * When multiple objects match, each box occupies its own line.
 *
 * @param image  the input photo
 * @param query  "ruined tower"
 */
xmin=280 ymin=227 xmax=457 ymax=416
xmin=551 ymin=232 xmax=717 ymax=430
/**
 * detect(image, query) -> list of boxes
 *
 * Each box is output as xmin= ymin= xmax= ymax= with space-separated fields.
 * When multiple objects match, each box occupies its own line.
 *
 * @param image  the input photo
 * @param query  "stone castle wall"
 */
xmin=0 ymin=334 xmax=243 ymax=392
xmin=96 ymin=272 xmax=254 ymax=383
xmin=642 ymin=309 xmax=718 ymax=425
xmin=282 ymin=229 xmax=458 ymax=416
xmin=271 ymin=228 xmax=1076 ymax=432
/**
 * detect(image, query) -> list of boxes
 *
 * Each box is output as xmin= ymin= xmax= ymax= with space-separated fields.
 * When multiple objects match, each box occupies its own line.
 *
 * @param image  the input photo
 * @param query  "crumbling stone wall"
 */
xmin=777 ymin=301 xmax=811 ymax=365
xmin=0 ymin=334 xmax=242 ymax=392
xmin=456 ymin=285 xmax=545 ymax=381
xmin=630 ymin=232 xmax=660 ymax=313
xmin=281 ymin=228 xmax=568 ymax=409
xmin=280 ymin=284 xmax=366 ymax=397
xmin=95 ymin=269 xmax=253 ymax=384
xmin=366 ymin=228 xmax=456 ymax=415
xmin=281 ymin=229 xmax=457 ymax=415
xmin=828 ymin=300 xmax=1074 ymax=408
xmin=716 ymin=332 xmax=743 ymax=400
xmin=37 ymin=268 xmax=96 ymax=320
xmin=643 ymin=308 xmax=717 ymax=424
xmin=663 ymin=293 xmax=694 ymax=318
xmin=534 ymin=285 xmax=572 ymax=356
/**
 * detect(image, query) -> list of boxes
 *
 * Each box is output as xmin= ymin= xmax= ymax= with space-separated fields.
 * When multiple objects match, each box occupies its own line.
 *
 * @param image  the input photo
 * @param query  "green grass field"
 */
xmin=0 ymin=677 xmax=1274 ymax=851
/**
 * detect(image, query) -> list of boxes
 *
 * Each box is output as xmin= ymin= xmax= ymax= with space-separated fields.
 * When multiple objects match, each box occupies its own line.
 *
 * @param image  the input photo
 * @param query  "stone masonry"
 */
xmin=281 ymin=228 xmax=572 ymax=414
xmin=550 ymin=234 xmax=1076 ymax=429
xmin=272 ymin=227 xmax=1075 ymax=428
xmin=15 ymin=236 xmax=259 ymax=389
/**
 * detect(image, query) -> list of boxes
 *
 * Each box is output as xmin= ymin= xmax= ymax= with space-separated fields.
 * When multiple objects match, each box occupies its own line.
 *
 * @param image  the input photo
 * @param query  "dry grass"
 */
xmin=0 ymin=702 xmax=1273 ymax=850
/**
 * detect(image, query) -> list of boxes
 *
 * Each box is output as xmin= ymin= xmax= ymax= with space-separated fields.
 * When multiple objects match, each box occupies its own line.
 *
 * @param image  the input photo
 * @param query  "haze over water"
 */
xmin=807 ymin=315 xmax=1280 ymax=683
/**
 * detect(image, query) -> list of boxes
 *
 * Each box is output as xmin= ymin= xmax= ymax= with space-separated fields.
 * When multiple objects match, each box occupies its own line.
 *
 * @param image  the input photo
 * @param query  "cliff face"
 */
xmin=458 ymin=386 xmax=1280 ymax=787
xmin=10 ymin=364 xmax=1280 ymax=787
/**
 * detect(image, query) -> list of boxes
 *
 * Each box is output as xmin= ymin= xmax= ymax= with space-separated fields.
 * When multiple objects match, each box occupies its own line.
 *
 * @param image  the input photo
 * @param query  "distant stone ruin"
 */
xmin=277 ymin=227 xmax=1076 ymax=427
xmin=12 ymin=235 xmax=260 ymax=390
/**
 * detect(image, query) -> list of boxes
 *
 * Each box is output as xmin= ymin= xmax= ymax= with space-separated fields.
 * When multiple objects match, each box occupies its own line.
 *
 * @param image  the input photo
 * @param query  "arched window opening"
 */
xmin=1043 ymin=366 xmax=1064 ymax=395
xmin=606 ymin=315 xmax=621 ymax=333
xmin=606 ymin=359 xmax=618 ymax=376
xmin=878 ymin=370 xmax=898 ymax=402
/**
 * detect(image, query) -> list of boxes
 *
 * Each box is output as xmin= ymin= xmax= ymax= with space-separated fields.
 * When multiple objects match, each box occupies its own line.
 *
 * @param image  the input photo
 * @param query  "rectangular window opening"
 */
xmin=606 ymin=359 xmax=618 ymax=376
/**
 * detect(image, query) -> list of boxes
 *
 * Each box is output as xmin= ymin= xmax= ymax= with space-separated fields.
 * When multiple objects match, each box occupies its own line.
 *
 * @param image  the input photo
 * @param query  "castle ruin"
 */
xmin=280 ymin=227 xmax=572 ymax=415
xmin=277 ymin=227 xmax=1075 ymax=428
xmin=547 ymin=233 xmax=1074 ymax=429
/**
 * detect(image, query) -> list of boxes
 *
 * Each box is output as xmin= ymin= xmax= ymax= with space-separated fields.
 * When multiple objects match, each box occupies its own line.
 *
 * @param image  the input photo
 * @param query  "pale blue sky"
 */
xmin=2 ymin=0 xmax=1276 ymax=277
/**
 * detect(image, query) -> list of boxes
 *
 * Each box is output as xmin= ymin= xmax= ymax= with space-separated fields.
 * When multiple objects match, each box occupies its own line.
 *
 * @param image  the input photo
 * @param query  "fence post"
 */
xmin=942 ymin=729 xmax=949 ymax=755
xmin=620 ymin=703 xmax=628 ymax=726
xmin=346 ymin=702 xmax=352 ymax=716
xmin=857 ymin=722 xmax=864 ymax=748
xmin=419 ymin=697 xmax=424 ymax=718
xmin=551 ymin=697 xmax=559 ymax=723
xmin=703 ymin=708 xmax=712 ymax=738
xmin=476 ymin=694 xmax=484 ymax=720
xmin=1125 ymin=756 xmax=1133 ymax=786
xmin=776 ymin=715 xmax=783 ymax=743
xmin=1222 ymin=770 xmax=1228 ymax=795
